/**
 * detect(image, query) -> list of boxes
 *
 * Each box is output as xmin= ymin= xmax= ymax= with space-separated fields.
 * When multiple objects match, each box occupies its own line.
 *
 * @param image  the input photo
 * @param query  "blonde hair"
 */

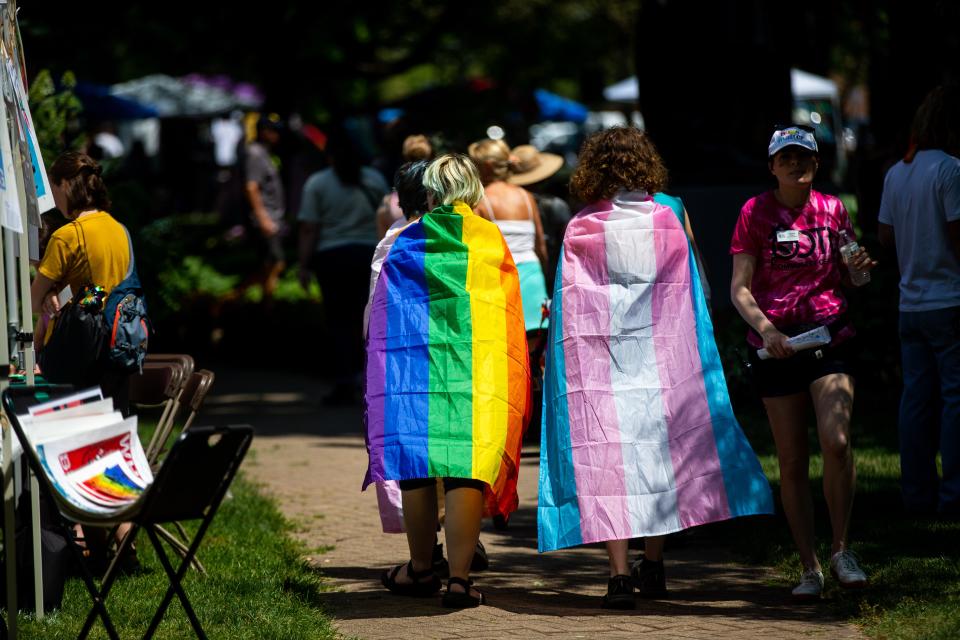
xmin=468 ymin=138 xmax=511 ymax=182
xmin=402 ymin=134 xmax=433 ymax=161
xmin=423 ymin=154 xmax=484 ymax=207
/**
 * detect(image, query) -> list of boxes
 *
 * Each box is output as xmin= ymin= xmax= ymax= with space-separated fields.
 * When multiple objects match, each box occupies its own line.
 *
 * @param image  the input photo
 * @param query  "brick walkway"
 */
xmin=208 ymin=368 xmax=864 ymax=640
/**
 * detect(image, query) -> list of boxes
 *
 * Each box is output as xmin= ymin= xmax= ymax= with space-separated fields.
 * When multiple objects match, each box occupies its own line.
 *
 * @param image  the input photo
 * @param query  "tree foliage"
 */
xmin=26 ymin=69 xmax=85 ymax=166
xmin=19 ymin=1 xmax=640 ymax=118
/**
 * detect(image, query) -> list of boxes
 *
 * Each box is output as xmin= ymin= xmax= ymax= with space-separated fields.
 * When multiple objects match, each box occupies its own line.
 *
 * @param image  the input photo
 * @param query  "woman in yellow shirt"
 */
xmin=31 ymin=151 xmax=131 ymax=409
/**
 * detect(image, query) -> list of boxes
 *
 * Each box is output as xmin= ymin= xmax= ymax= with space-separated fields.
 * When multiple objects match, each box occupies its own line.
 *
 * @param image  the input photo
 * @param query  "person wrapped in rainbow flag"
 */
xmin=364 ymin=154 xmax=529 ymax=608
xmin=538 ymin=127 xmax=774 ymax=609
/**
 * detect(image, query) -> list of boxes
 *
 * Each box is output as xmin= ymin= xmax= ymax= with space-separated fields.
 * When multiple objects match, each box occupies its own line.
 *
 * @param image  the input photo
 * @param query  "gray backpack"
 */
xmin=102 ymin=226 xmax=150 ymax=373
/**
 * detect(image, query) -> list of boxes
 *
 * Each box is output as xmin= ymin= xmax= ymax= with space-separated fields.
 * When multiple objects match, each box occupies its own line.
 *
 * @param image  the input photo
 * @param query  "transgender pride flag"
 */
xmin=538 ymin=193 xmax=773 ymax=552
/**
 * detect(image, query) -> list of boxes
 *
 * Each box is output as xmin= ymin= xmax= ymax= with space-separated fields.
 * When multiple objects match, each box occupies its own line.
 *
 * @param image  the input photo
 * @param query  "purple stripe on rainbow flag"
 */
xmin=364 ymin=264 xmax=390 ymax=487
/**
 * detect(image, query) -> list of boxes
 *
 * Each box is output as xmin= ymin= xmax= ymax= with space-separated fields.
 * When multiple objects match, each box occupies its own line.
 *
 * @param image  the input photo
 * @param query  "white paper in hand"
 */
xmin=57 ymin=285 xmax=73 ymax=309
xmin=757 ymin=326 xmax=831 ymax=360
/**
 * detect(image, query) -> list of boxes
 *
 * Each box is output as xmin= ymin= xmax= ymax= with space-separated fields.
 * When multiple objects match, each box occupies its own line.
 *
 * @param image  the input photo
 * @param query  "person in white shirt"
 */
xmin=878 ymin=84 xmax=960 ymax=518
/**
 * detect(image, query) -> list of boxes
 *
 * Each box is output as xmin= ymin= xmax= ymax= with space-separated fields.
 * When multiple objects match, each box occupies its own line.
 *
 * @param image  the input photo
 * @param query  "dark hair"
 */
xmin=569 ymin=127 xmax=668 ymax=203
xmin=49 ymin=151 xmax=111 ymax=214
xmin=910 ymin=84 xmax=960 ymax=159
xmin=326 ymin=127 xmax=363 ymax=185
xmin=394 ymin=161 xmax=429 ymax=220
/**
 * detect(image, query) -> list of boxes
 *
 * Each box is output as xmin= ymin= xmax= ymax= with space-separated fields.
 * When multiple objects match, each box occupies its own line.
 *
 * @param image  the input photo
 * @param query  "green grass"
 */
xmin=722 ymin=398 xmax=960 ymax=640
xmin=12 ymin=476 xmax=338 ymax=640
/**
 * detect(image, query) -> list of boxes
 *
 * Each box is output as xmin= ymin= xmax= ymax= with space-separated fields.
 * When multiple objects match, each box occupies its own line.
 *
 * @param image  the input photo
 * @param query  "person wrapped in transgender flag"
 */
xmin=538 ymin=190 xmax=774 ymax=554
xmin=540 ymin=128 xmax=772 ymax=609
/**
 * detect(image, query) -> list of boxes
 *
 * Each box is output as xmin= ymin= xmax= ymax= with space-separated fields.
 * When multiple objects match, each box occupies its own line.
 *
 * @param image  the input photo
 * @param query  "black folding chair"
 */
xmin=2 ymin=386 xmax=253 ymax=640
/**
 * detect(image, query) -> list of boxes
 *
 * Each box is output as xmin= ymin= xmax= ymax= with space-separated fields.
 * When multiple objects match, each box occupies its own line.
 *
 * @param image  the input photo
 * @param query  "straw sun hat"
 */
xmin=508 ymin=145 xmax=564 ymax=186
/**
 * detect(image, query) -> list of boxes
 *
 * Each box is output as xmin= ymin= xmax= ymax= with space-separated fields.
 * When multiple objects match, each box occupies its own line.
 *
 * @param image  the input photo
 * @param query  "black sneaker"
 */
xmin=432 ymin=543 xmax=450 ymax=578
xmin=631 ymin=556 xmax=667 ymax=598
xmin=602 ymin=575 xmax=635 ymax=609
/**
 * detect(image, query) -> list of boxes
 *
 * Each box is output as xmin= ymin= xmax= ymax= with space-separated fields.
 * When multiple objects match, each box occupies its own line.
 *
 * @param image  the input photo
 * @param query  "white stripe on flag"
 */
xmin=605 ymin=204 xmax=681 ymax=537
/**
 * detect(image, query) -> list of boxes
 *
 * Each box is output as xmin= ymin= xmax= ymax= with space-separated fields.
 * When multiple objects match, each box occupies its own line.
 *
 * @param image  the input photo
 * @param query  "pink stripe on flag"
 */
xmin=650 ymin=209 xmax=731 ymax=528
xmin=562 ymin=210 xmax=632 ymax=544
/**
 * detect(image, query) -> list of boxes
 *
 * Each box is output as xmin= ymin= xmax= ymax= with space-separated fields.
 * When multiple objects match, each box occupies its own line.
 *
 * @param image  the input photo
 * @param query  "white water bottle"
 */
xmin=838 ymin=229 xmax=871 ymax=286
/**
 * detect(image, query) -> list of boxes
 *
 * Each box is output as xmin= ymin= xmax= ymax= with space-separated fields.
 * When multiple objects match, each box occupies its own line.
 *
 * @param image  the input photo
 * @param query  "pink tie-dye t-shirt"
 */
xmin=730 ymin=190 xmax=856 ymax=348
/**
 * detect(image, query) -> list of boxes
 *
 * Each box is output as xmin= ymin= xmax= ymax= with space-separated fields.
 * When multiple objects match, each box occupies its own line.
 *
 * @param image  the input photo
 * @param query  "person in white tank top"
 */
xmin=469 ymin=139 xmax=549 ymax=332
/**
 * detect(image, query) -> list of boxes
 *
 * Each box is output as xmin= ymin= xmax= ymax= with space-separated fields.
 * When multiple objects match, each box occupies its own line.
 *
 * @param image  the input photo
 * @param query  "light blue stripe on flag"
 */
xmin=538 ymin=248 xmax=584 ymax=552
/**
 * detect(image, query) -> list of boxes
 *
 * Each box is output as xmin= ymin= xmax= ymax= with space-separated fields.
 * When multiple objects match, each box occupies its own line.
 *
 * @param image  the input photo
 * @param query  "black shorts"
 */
xmin=398 ymin=477 xmax=486 ymax=493
xmin=747 ymin=338 xmax=859 ymax=398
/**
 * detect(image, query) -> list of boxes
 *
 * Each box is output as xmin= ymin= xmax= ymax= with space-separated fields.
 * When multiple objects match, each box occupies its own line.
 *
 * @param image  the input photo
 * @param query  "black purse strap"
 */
xmin=72 ymin=218 xmax=135 ymax=288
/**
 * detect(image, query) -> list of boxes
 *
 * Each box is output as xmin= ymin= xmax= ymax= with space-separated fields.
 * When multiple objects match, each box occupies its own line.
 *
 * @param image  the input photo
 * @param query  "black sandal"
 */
xmin=432 ymin=543 xmax=450 ymax=578
xmin=442 ymin=576 xmax=485 ymax=608
xmin=381 ymin=560 xmax=441 ymax=597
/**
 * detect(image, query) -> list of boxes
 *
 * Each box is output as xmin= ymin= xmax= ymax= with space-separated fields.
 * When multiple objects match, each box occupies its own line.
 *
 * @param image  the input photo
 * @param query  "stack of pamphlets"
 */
xmin=757 ymin=326 xmax=832 ymax=360
xmin=14 ymin=387 xmax=153 ymax=516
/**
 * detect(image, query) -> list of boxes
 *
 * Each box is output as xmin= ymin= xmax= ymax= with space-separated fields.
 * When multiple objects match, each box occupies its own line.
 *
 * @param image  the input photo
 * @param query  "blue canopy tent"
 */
xmin=534 ymin=88 xmax=588 ymax=123
xmin=74 ymin=82 xmax=159 ymax=121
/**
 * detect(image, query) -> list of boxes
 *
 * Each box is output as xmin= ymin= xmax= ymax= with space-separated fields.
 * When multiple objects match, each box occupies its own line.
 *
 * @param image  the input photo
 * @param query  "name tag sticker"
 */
xmin=777 ymin=230 xmax=800 ymax=243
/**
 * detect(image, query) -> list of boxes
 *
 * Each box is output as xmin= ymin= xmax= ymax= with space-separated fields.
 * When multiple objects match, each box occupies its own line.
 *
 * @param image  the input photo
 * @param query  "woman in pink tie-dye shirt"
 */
xmin=730 ymin=124 xmax=877 ymax=600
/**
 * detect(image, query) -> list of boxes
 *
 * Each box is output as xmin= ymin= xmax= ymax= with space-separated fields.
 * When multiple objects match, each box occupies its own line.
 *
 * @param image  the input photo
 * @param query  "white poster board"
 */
xmin=3 ymin=51 xmax=53 ymax=214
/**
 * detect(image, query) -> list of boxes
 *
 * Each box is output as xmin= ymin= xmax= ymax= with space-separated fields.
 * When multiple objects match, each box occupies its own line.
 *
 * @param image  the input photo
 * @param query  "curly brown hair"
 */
xmin=569 ymin=127 xmax=668 ymax=203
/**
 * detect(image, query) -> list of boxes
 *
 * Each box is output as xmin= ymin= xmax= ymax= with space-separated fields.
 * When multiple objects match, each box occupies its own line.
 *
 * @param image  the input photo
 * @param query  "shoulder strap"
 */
xmin=523 ymin=191 xmax=534 ymax=221
xmin=480 ymin=195 xmax=496 ymax=221
xmin=74 ymin=221 xmax=95 ymax=286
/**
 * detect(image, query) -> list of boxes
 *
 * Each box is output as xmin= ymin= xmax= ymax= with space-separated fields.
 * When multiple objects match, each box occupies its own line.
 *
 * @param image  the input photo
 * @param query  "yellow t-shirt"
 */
xmin=38 ymin=212 xmax=130 ymax=295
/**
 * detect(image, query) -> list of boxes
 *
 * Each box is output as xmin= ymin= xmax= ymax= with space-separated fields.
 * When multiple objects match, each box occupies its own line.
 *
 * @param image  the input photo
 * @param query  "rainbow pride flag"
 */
xmin=81 ymin=465 xmax=144 ymax=502
xmin=364 ymin=202 xmax=530 ymax=518
xmin=538 ymin=193 xmax=773 ymax=552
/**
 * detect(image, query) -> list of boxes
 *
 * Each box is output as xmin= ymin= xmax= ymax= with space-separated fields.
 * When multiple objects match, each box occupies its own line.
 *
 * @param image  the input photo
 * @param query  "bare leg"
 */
xmin=809 ymin=373 xmax=856 ymax=555
xmin=444 ymin=486 xmax=484 ymax=597
xmin=395 ymin=484 xmax=438 ymax=584
xmin=606 ymin=539 xmax=630 ymax=577
xmin=764 ymin=392 xmax=821 ymax=572
xmin=263 ymin=259 xmax=286 ymax=300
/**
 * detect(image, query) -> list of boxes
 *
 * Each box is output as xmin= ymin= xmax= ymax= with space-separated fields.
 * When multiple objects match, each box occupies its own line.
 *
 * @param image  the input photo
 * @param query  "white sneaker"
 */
xmin=791 ymin=569 xmax=824 ymax=600
xmin=830 ymin=550 xmax=868 ymax=588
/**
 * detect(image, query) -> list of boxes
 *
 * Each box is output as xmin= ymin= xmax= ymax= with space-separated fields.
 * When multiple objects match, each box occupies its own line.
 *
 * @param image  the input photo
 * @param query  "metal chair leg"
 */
xmin=142 ymin=527 xmax=207 ymax=640
xmin=71 ymin=523 xmax=127 ymax=640
xmin=154 ymin=524 xmax=206 ymax=574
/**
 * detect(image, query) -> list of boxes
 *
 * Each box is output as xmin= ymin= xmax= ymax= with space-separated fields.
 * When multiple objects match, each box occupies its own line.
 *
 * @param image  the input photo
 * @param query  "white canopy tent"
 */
xmin=602 ymin=76 xmax=640 ymax=103
xmin=603 ymin=68 xmax=839 ymax=103
xmin=791 ymin=68 xmax=839 ymax=100
xmin=111 ymin=74 xmax=264 ymax=118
